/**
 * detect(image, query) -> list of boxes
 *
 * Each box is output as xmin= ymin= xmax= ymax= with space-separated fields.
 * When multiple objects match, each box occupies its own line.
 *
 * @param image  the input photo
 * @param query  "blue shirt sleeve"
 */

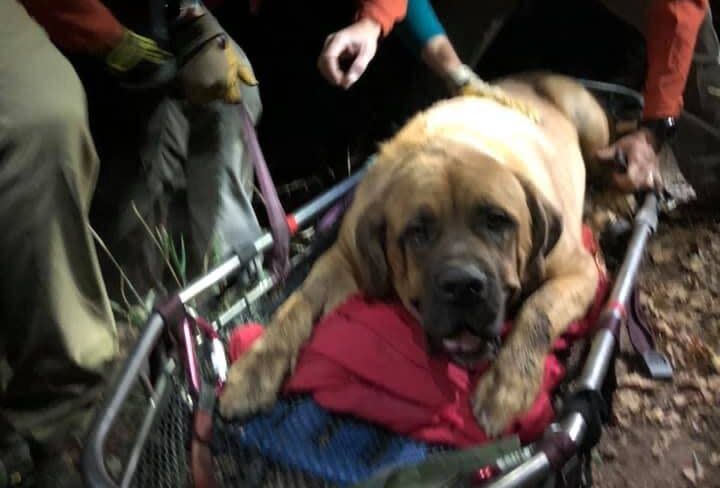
xmin=395 ymin=0 xmax=447 ymax=58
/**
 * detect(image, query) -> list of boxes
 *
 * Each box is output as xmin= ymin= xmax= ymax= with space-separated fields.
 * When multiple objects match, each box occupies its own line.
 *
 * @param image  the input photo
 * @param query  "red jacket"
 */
xmin=643 ymin=0 xmax=709 ymax=118
xmin=18 ymin=0 xmax=709 ymax=118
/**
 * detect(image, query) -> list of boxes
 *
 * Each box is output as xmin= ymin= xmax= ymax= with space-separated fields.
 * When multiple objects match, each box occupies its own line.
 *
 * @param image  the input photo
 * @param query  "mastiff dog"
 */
xmin=219 ymin=72 xmax=610 ymax=436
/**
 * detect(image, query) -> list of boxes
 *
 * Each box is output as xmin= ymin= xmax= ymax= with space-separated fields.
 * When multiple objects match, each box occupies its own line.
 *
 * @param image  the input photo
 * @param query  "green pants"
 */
xmin=0 ymin=0 xmax=118 ymax=444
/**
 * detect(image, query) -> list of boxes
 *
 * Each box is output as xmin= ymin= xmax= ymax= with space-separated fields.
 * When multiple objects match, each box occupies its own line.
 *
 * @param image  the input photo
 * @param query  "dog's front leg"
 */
xmin=472 ymin=254 xmax=598 ymax=437
xmin=219 ymin=247 xmax=357 ymax=419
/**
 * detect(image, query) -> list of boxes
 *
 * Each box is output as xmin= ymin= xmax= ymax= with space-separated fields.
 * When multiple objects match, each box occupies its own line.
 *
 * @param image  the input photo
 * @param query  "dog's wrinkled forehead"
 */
xmin=380 ymin=150 xmax=529 ymax=232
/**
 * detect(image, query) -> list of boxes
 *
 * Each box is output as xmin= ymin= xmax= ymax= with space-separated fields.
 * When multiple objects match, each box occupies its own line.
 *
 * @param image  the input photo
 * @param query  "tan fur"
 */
xmin=219 ymin=73 xmax=609 ymax=436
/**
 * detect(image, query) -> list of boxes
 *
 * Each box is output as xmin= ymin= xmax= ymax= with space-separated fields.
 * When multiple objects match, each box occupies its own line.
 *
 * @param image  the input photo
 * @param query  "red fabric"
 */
xmin=20 ymin=0 xmax=123 ymax=53
xmin=643 ymin=0 xmax=709 ymax=118
xmin=229 ymin=227 xmax=608 ymax=447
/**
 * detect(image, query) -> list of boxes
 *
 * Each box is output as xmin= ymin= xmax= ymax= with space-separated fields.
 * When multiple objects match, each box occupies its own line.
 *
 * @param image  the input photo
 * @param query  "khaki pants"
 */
xmin=0 ymin=0 xmax=118 ymax=444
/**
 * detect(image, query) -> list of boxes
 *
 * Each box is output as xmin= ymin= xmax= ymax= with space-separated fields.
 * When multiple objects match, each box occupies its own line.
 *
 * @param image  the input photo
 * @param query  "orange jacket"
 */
xmin=19 ymin=0 xmax=407 ymax=53
xmin=644 ymin=0 xmax=709 ymax=118
xmin=19 ymin=0 xmax=707 ymax=119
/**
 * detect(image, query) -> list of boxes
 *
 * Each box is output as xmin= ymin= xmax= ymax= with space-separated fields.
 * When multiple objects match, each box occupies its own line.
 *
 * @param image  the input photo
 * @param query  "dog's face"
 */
xmin=353 ymin=149 xmax=562 ymax=366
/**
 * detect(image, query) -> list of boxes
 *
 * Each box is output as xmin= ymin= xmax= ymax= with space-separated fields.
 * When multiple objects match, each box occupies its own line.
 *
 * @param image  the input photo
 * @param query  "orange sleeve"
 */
xmin=20 ymin=0 xmax=124 ymax=54
xmin=643 ymin=0 xmax=709 ymax=118
xmin=356 ymin=0 xmax=408 ymax=37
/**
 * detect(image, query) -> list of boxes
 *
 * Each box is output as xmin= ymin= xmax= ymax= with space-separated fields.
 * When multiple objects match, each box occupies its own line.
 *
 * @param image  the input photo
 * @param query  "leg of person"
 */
xmin=184 ymin=43 xmax=263 ymax=271
xmin=0 ymin=0 xmax=118 ymax=447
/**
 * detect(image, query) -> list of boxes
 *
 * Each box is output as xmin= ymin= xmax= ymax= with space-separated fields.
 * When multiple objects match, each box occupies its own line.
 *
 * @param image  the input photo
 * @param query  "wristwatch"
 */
xmin=639 ymin=116 xmax=677 ymax=148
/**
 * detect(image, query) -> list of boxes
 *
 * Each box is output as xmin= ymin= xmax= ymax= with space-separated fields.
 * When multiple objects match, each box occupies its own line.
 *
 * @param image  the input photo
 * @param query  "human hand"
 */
xmin=105 ymin=29 xmax=175 ymax=88
xmin=317 ymin=18 xmax=381 ymax=89
xmin=595 ymin=128 xmax=662 ymax=192
xmin=174 ymin=13 xmax=258 ymax=105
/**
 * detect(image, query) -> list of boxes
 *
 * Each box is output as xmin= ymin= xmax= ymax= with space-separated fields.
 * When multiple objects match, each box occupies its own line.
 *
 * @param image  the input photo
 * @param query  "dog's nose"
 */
xmin=435 ymin=266 xmax=487 ymax=305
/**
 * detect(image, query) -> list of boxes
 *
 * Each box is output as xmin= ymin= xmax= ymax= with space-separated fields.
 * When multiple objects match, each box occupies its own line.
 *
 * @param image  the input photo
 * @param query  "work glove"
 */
xmin=172 ymin=12 xmax=258 ymax=104
xmin=105 ymin=28 xmax=176 ymax=89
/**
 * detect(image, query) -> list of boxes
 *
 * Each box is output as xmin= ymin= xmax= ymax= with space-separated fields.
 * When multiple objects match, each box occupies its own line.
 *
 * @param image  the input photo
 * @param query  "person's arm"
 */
xmin=356 ymin=0 xmax=408 ymax=37
xmin=595 ymin=0 xmax=709 ymax=192
xmin=317 ymin=0 xmax=407 ymax=88
xmin=643 ymin=0 xmax=709 ymax=119
xmin=19 ymin=0 xmax=124 ymax=54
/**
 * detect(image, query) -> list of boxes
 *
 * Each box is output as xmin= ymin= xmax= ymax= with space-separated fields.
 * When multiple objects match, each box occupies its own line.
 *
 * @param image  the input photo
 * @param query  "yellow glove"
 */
xmin=172 ymin=13 xmax=257 ymax=104
xmin=105 ymin=29 xmax=175 ymax=87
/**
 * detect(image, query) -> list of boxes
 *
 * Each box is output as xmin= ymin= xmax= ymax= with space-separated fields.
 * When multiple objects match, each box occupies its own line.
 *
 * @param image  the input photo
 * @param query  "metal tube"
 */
xmin=120 ymin=369 xmax=172 ymax=488
xmin=293 ymin=166 xmax=368 ymax=226
xmin=485 ymin=453 xmax=551 ymax=488
xmin=560 ymin=412 xmax=587 ymax=445
xmin=607 ymin=193 xmax=658 ymax=307
xmin=484 ymin=193 xmax=659 ymax=488
xmin=178 ymin=167 xmax=368 ymax=305
xmin=576 ymin=193 xmax=658 ymax=392
xmin=216 ymin=252 xmax=307 ymax=328
xmin=83 ymin=313 xmax=166 ymax=488
xmin=576 ymin=329 xmax=616 ymax=392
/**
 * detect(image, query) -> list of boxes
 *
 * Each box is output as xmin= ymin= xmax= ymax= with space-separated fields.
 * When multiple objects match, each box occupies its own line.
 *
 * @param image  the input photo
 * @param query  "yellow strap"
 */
xmin=460 ymin=79 xmax=541 ymax=124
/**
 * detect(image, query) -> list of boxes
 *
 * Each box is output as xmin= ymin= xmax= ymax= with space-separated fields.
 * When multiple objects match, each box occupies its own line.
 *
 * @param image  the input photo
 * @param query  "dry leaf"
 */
xmin=618 ymin=373 xmax=659 ymax=392
xmin=693 ymin=452 xmax=704 ymax=481
xmin=617 ymin=390 xmax=643 ymax=414
xmin=600 ymin=444 xmax=618 ymax=460
xmin=673 ymin=393 xmax=688 ymax=409
xmin=682 ymin=466 xmax=697 ymax=485
xmin=650 ymin=245 xmax=674 ymax=264
xmin=646 ymin=406 xmax=665 ymax=423
xmin=667 ymin=411 xmax=682 ymax=427
xmin=684 ymin=254 xmax=703 ymax=273
xmin=654 ymin=319 xmax=675 ymax=338
xmin=651 ymin=441 xmax=664 ymax=459
xmin=710 ymin=452 xmax=720 ymax=467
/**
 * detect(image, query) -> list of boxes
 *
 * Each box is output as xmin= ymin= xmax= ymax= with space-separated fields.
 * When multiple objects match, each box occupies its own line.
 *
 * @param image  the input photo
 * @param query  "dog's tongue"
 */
xmin=442 ymin=331 xmax=484 ymax=353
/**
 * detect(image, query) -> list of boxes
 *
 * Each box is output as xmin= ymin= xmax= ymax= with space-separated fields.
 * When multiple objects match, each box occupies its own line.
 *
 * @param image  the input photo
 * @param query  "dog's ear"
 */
xmin=354 ymin=200 xmax=390 ymax=298
xmin=519 ymin=178 xmax=563 ymax=281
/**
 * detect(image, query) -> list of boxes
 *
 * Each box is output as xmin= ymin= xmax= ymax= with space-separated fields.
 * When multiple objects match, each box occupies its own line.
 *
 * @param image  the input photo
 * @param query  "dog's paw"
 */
xmin=218 ymin=340 xmax=291 ymax=419
xmin=471 ymin=357 xmax=543 ymax=438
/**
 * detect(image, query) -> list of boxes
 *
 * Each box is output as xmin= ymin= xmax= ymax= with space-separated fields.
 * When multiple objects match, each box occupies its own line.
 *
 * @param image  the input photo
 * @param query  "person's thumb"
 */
xmin=342 ymin=47 xmax=374 ymax=88
xmin=237 ymin=62 xmax=258 ymax=86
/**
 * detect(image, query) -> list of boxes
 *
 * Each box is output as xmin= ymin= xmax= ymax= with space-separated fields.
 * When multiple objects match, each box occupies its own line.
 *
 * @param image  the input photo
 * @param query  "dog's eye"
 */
xmin=405 ymin=224 xmax=432 ymax=247
xmin=476 ymin=207 xmax=515 ymax=233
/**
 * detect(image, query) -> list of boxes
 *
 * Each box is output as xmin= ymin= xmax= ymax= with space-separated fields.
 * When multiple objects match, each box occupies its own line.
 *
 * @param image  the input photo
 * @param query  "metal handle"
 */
xmin=83 ymin=312 xmax=167 ymax=488
xmin=485 ymin=193 xmax=659 ymax=487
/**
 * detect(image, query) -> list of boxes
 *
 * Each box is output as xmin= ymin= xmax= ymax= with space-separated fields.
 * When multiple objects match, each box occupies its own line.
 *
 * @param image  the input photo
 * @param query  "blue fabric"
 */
xmin=396 ymin=0 xmax=447 ymax=57
xmin=226 ymin=396 xmax=436 ymax=486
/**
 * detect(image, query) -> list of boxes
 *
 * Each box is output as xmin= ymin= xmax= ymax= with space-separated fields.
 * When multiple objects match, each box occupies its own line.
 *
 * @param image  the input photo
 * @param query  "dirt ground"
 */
xmin=591 ymin=206 xmax=720 ymax=488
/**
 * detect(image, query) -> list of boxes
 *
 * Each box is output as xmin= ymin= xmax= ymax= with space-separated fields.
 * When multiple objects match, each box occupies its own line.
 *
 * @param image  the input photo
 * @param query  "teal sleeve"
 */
xmin=395 ymin=0 xmax=447 ymax=58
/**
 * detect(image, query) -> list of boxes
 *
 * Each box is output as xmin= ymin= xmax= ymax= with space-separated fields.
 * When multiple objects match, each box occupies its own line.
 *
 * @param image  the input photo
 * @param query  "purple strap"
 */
xmin=317 ymin=192 xmax=354 ymax=234
xmin=627 ymin=287 xmax=673 ymax=379
xmin=538 ymin=431 xmax=576 ymax=470
xmin=238 ymin=104 xmax=290 ymax=278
